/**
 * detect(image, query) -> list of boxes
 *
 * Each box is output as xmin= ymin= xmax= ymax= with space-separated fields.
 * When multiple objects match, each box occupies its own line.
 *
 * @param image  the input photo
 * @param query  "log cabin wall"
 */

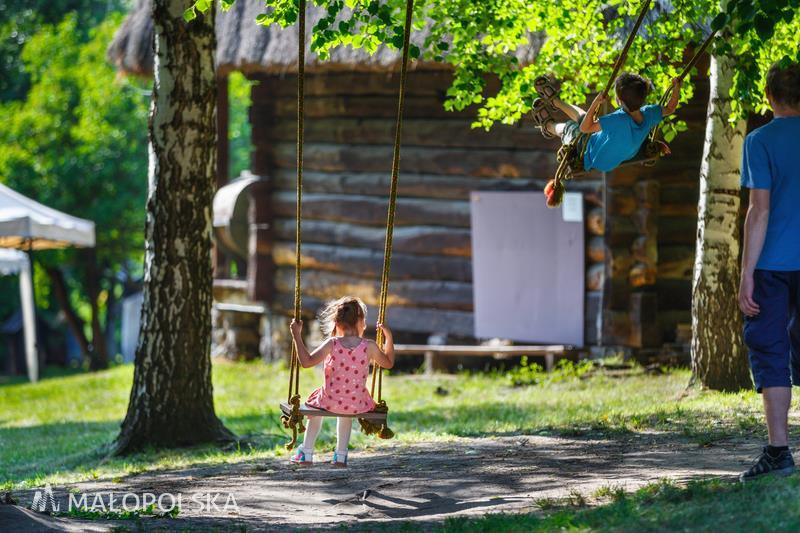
xmin=245 ymin=68 xmax=704 ymax=348
xmin=601 ymin=76 xmax=708 ymax=348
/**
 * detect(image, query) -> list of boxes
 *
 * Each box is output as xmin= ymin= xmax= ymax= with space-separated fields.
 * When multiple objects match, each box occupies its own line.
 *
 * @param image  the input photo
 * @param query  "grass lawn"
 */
xmin=0 ymin=359 xmax=795 ymax=530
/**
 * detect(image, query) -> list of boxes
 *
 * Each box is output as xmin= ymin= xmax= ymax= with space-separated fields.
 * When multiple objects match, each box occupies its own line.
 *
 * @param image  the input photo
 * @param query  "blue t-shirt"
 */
xmin=740 ymin=116 xmax=800 ymax=271
xmin=584 ymin=104 xmax=663 ymax=172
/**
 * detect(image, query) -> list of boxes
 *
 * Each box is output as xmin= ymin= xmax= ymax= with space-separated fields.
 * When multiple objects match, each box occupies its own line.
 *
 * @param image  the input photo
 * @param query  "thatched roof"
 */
xmin=108 ymin=0 xmax=542 ymax=77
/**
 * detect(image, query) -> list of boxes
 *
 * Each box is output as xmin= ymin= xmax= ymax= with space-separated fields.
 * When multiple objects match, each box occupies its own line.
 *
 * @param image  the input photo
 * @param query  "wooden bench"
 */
xmin=394 ymin=344 xmax=576 ymax=374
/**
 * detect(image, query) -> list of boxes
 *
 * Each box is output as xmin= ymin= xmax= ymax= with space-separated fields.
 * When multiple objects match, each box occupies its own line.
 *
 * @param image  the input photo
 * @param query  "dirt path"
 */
xmin=5 ymin=432 xmax=755 ymax=531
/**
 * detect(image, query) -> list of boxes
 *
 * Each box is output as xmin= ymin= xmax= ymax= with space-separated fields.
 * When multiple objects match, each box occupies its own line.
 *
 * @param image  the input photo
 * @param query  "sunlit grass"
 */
xmin=0 ymin=360 xmax=768 ymax=489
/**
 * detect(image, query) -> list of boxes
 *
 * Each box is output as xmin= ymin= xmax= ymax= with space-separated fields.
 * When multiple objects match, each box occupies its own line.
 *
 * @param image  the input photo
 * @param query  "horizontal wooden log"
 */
xmin=272 ymin=242 xmax=473 ymax=282
xmin=257 ymin=117 xmax=556 ymax=150
xmin=587 ymin=207 xmax=604 ymax=236
xmin=632 ymin=235 xmax=658 ymax=267
xmin=606 ymin=188 xmax=636 ymax=216
xmin=635 ymin=180 xmax=660 ymax=209
xmin=632 ymin=208 xmax=657 ymax=236
xmin=605 ymin=216 xmax=637 ymax=246
xmin=272 ymin=219 xmax=472 ymax=257
xmin=271 ymin=169 xmax=543 ymax=201
xmin=273 ymin=293 xmax=475 ymax=337
xmin=659 ymin=216 xmax=698 ymax=245
xmin=658 ymin=245 xmax=695 ymax=280
xmin=629 ymin=262 xmax=657 ymax=288
xmin=609 ymin=247 xmax=633 ymax=278
xmin=252 ymin=71 xmax=451 ymax=98
xmin=271 ymin=192 xmax=471 ymax=228
xmin=587 ymin=236 xmax=606 ymax=263
xmin=274 ymin=268 xmax=474 ymax=311
xmin=586 ymin=263 xmax=605 ymax=292
xmin=264 ymin=95 xmax=476 ymax=120
xmin=267 ymin=142 xmax=556 ymax=179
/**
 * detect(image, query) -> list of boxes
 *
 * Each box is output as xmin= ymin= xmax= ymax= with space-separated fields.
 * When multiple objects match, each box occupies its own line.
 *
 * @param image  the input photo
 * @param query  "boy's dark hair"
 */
xmin=614 ymin=72 xmax=653 ymax=111
xmin=766 ymin=62 xmax=800 ymax=109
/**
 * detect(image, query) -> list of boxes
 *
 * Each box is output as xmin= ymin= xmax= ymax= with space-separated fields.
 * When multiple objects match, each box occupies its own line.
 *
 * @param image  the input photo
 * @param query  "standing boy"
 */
xmin=739 ymin=61 xmax=800 ymax=481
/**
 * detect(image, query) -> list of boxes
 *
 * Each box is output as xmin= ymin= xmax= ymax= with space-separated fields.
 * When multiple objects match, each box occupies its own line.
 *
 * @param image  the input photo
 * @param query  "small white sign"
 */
xmin=562 ymin=192 xmax=583 ymax=223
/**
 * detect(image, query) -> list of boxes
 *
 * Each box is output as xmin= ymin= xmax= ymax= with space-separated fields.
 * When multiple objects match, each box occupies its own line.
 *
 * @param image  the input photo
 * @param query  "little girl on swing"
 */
xmin=288 ymin=296 xmax=395 ymax=467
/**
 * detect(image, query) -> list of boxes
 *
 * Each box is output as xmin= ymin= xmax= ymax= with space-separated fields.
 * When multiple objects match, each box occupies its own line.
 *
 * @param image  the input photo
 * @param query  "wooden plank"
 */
xmin=394 ymin=344 xmax=573 ymax=356
xmin=658 ymin=245 xmax=694 ymax=280
xmin=258 ymin=117 xmax=556 ymax=151
xmin=264 ymin=95 xmax=476 ymax=120
xmin=253 ymin=71 xmax=451 ymax=98
xmin=274 ymin=268 xmax=474 ymax=311
xmin=629 ymin=292 xmax=660 ymax=348
xmin=280 ymin=402 xmax=387 ymax=421
xmin=272 ymin=219 xmax=472 ymax=257
xmin=272 ymin=293 xmax=475 ymax=337
xmin=272 ymin=242 xmax=473 ymax=282
xmin=271 ymin=191 xmax=471 ymax=228
xmin=267 ymin=142 xmax=557 ymax=178
xmin=270 ymin=168 xmax=542 ymax=201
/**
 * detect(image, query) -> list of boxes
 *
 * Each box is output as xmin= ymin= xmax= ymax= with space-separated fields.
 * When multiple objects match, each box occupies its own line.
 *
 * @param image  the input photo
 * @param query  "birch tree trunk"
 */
xmin=691 ymin=54 xmax=752 ymax=392
xmin=114 ymin=0 xmax=234 ymax=454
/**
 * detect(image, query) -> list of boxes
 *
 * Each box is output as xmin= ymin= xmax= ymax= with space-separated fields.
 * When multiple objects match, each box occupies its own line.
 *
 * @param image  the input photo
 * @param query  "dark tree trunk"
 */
xmin=83 ymin=249 xmax=109 ymax=370
xmin=47 ymin=266 xmax=92 ymax=362
xmin=114 ymin=0 xmax=234 ymax=454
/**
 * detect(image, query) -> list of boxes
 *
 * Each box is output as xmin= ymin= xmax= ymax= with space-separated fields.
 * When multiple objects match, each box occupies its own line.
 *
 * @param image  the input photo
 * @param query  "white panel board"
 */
xmin=470 ymin=191 xmax=585 ymax=345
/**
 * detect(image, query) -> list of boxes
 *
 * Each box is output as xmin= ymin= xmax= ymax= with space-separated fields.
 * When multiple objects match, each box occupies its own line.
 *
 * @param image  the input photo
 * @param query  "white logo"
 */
xmin=31 ymin=483 xmax=60 ymax=513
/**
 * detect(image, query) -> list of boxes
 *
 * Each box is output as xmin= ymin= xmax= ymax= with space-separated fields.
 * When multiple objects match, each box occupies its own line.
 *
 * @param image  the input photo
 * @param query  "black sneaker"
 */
xmin=739 ymin=447 xmax=795 ymax=482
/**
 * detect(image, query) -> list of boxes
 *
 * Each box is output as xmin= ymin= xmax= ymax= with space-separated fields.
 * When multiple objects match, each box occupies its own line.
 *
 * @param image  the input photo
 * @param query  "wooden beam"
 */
xmin=272 ymin=293 xmax=475 ymax=337
xmin=271 ymin=191 xmax=471 ymax=228
xmin=272 ymin=219 xmax=472 ymax=257
xmin=267 ymin=142 xmax=557 ymax=179
xmin=274 ymin=268 xmax=474 ymax=311
xmin=273 ymin=242 xmax=473 ymax=282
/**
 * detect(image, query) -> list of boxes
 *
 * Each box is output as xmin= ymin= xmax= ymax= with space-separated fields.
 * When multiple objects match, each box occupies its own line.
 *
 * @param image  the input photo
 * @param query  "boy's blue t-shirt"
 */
xmin=740 ymin=116 xmax=800 ymax=271
xmin=583 ymin=104 xmax=663 ymax=172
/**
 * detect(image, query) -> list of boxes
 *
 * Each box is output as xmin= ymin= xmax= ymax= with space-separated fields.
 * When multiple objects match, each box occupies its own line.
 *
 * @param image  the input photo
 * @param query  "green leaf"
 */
xmin=710 ymin=12 xmax=728 ymax=32
xmin=183 ymin=7 xmax=197 ymax=22
xmin=409 ymin=44 xmax=420 ymax=59
xmin=753 ymin=12 xmax=775 ymax=41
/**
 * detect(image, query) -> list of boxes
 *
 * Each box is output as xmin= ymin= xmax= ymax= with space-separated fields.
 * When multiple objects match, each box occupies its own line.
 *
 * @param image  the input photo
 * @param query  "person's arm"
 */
xmin=739 ymin=189 xmax=770 ymax=317
xmin=369 ymin=323 xmax=395 ymax=369
xmin=662 ymin=78 xmax=682 ymax=116
xmin=289 ymin=319 xmax=332 ymax=368
xmin=579 ymin=92 xmax=606 ymax=133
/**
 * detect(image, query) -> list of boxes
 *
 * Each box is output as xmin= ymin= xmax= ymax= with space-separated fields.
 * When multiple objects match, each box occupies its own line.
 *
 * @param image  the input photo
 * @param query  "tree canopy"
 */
xmin=192 ymin=0 xmax=799 ymax=134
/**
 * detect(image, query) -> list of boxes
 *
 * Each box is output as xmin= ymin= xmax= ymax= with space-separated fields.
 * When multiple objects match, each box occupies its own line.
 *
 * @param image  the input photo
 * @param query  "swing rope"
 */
xmin=283 ymin=0 xmax=415 ymax=446
xmin=361 ymin=0 xmax=415 ymax=441
xmin=280 ymin=0 xmax=307 ymax=450
xmin=648 ymin=28 xmax=717 ymax=145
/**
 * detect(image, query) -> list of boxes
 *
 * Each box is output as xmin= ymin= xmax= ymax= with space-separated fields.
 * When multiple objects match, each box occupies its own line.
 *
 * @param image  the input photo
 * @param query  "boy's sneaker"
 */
xmin=739 ymin=447 xmax=795 ymax=482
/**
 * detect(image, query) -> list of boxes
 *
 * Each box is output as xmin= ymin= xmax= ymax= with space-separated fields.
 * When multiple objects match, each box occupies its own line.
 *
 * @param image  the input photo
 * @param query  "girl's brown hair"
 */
xmin=318 ymin=296 xmax=367 ymax=336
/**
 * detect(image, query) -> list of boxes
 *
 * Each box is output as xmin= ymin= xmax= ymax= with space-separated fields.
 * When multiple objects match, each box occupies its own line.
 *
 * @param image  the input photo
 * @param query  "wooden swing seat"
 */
xmin=280 ymin=402 xmax=388 ymax=421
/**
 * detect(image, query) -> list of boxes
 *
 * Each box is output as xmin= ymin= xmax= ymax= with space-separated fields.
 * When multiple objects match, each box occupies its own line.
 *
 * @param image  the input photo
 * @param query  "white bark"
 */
xmin=691 ymin=54 xmax=752 ymax=391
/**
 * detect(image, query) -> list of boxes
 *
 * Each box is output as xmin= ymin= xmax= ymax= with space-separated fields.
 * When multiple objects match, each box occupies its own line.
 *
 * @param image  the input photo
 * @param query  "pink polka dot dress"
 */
xmin=306 ymin=337 xmax=376 ymax=415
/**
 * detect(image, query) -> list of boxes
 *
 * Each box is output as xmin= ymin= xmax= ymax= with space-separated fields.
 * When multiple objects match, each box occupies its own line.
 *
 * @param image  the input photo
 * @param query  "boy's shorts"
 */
xmin=743 ymin=270 xmax=800 ymax=392
xmin=561 ymin=113 xmax=590 ymax=155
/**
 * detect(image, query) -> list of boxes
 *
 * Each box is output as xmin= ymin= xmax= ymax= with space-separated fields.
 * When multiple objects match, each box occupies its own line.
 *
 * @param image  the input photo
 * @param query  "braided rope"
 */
xmin=281 ymin=0 xmax=306 ymax=451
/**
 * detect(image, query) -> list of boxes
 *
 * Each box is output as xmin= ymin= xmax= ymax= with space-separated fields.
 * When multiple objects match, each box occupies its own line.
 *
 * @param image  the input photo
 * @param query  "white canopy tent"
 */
xmin=0 ymin=182 xmax=96 ymax=382
xmin=0 ymin=249 xmax=37 ymax=382
xmin=0 ymin=183 xmax=95 ymax=250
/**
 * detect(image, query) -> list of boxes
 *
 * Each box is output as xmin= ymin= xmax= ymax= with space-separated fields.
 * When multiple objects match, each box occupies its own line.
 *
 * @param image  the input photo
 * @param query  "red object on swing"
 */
xmin=544 ymin=179 xmax=565 ymax=208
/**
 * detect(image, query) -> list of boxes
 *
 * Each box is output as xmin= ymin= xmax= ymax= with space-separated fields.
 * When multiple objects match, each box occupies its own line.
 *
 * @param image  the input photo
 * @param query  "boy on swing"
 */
xmin=534 ymin=73 xmax=682 ymax=173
